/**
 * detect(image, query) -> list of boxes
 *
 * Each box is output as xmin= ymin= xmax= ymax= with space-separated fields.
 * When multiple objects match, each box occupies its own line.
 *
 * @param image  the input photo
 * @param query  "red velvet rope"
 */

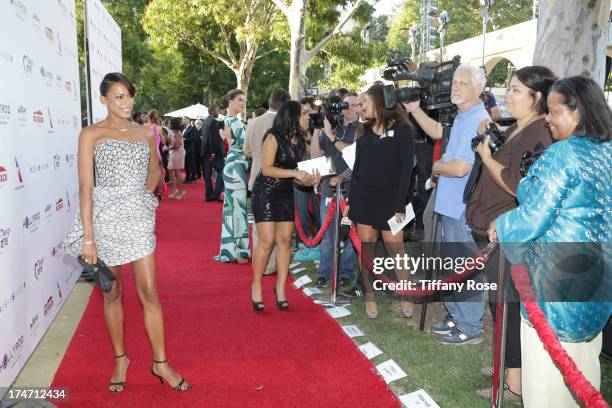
xmin=294 ymin=199 xmax=337 ymax=247
xmin=338 ymin=197 xmax=608 ymax=406
xmin=510 ymin=265 xmax=609 ymax=408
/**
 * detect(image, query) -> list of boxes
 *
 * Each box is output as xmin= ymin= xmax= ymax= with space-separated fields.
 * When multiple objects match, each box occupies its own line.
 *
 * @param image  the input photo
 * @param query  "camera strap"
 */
xmin=463 ymin=154 xmax=483 ymax=203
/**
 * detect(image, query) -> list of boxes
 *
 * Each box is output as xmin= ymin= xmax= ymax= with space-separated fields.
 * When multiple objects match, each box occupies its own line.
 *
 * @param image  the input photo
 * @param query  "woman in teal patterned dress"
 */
xmin=490 ymin=76 xmax=611 ymax=407
xmin=214 ymin=89 xmax=250 ymax=263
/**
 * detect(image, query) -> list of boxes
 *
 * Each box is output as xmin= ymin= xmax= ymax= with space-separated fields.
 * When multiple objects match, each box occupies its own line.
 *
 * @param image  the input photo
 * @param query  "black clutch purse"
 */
xmin=77 ymin=256 xmax=115 ymax=293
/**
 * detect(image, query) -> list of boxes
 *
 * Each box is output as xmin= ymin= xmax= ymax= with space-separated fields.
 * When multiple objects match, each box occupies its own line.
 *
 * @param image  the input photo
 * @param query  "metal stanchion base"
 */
xmin=311 ymin=293 xmax=352 ymax=307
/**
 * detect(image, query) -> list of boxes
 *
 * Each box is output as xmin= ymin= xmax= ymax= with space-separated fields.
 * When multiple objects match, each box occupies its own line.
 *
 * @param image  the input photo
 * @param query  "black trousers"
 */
xmin=194 ymin=139 xmax=202 ymax=178
xmin=203 ymin=156 xmax=224 ymax=199
xmin=184 ymin=141 xmax=196 ymax=181
xmin=472 ymin=231 xmax=521 ymax=368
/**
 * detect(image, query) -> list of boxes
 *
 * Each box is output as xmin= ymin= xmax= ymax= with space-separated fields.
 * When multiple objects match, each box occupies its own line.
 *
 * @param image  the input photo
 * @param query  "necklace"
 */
xmin=103 ymin=122 xmax=129 ymax=132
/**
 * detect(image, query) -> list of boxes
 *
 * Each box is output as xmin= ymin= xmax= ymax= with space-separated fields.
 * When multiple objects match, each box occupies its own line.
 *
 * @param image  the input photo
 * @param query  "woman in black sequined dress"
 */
xmin=251 ymin=101 xmax=320 ymax=312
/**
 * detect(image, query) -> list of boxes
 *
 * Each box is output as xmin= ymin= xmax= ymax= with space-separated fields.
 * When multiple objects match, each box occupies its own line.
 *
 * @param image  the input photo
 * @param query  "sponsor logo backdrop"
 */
xmin=0 ymin=0 xmax=81 ymax=388
xmin=86 ymin=0 xmax=122 ymax=124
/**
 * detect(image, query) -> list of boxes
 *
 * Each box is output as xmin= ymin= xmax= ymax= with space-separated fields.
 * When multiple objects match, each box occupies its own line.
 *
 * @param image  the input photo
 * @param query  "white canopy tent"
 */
xmin=165 ymin=103 xmax=209 ymax=119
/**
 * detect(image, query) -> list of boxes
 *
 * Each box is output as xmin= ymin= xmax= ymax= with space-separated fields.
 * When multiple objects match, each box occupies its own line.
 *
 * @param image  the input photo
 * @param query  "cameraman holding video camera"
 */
xmin=310 ymin=92 xmax=360 ymax=291
xmin=404 ymin=63 xmax=489 ymax=345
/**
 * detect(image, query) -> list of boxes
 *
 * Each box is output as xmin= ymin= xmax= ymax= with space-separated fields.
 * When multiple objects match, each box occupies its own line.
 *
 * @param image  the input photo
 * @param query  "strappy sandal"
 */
xmin=109 ymin=353 xmax=128 ymax=393
xmin=151 ymin=359 xmax=192 ymax=391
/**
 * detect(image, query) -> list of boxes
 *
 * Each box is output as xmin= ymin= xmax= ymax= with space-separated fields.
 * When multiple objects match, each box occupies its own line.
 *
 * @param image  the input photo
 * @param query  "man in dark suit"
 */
xmin=201 ymin=105 xmax=224 ymax=201
xmin=182 ymin=116 xmax=197 ymax=183
xmin=194 ymin=119 xmax=203 ymax=179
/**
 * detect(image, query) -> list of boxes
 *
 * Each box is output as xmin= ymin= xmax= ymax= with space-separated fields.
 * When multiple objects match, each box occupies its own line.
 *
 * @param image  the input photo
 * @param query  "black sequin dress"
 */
xmin=252 ymin=132 xmax=305 ymax=222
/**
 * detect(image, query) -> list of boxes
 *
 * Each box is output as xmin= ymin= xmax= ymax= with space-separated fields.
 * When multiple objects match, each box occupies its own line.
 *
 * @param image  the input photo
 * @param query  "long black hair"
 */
xmin=550 ymin=76 xmax=612 ymax=142
xmin=268 ymin=100 xmax=306 ymax=150
xmin=169 ymin=117 xmax=182 ymax=132
xmin=513 ymin=66 xmax=558 ymax=114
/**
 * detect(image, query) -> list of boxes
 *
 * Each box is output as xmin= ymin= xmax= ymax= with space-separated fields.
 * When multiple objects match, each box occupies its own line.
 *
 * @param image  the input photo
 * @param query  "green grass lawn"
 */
xmin=293 ymin=259 xmax=611 ymax=408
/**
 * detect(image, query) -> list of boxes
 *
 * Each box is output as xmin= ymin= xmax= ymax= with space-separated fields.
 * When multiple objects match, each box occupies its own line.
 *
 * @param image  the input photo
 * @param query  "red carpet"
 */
xmin=51 ymin=181 xmax=399 ymax=407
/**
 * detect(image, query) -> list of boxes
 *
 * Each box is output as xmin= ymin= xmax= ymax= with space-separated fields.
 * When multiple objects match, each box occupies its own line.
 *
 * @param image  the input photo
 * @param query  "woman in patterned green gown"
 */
xmin=213 ymin=89 xmax=250 ymax=263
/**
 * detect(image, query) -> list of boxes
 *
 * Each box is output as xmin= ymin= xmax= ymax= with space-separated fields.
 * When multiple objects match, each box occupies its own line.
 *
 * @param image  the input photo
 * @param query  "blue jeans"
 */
xmin=317 ymin=199 xmax=356 ymax=280
xmin=294 ymin=187 xmax=321 ymax=244
xmin=440 ymin=212 xmax=484 ymax=336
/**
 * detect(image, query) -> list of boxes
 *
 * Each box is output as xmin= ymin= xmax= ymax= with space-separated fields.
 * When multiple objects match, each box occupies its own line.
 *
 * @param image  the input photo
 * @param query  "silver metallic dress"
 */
xmin=61 ymin=139 xmax=158 ymax=266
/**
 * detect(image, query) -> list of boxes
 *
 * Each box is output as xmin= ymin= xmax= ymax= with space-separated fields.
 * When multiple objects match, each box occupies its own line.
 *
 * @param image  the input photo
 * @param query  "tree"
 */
xmin=314 ymin=33 xmax=375 ymax=91
xmin=143 ymin=0 xmax=279 ymax=98
xmin=533 ymin=0 xmax=610 ymax=86
xmin=271 ymin=0 xmax=371 ymax=98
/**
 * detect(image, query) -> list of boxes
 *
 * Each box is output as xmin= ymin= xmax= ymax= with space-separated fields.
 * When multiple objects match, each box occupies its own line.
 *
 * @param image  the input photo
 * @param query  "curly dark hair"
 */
xmin=266 ymin=100 xmax=306 ymax=150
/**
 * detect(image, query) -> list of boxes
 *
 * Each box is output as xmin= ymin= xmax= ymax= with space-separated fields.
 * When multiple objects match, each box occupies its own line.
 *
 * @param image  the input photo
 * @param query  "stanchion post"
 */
xmin=418 ymin=119 xmax=452 ymax=331
xmin=492 ymin=247 xmax=508 ymax=408
xmin=331 ymin=183 xmax=342 ymax=305
xmin=419 ymin=211 xmax=441 ymax=331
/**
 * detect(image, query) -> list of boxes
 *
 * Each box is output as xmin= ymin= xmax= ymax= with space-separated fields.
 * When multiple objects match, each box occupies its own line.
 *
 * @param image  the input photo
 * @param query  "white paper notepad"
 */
xmin=399 ymin=390 xmax=440 ymax=408
xmin=387 ymin=202 xmax=416 ymax=236
xmin=341 ymin=325 xmax=365 ymax=338
xmin=376 ymin=359 xmax=407 ymax=383
xmin=293 ymin=275 xmax=312 ymax=288
xmin=297 ymin=156 xmax=334 ymax=177
xmin=290 ymin=266 xmax=307 ymax=275
xmin=326 ymin=306 xmax=351 ymax=318
xmin=359 ymin=342 xmax=383 ymax=359
xmin=341 ymin=143 xmax=356 ymax=170
xmin=303 ymin=287 xmax=322 ymax=296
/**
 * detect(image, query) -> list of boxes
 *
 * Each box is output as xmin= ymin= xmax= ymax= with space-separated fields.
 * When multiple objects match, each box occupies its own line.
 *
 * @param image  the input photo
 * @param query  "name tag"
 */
xmin=380 ymin=129 xmax=394 ymax=139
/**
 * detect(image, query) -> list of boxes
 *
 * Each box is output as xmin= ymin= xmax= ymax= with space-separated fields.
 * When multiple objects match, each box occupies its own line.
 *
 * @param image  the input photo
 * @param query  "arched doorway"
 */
xmin=485 ymin=57 xmax=516 ymax=87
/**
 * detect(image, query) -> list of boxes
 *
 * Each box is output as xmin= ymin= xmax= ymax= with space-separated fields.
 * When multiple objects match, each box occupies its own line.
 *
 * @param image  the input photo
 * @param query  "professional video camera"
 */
xmin=309 ymin=95 xmax=349 ymax=130
xmin=382 ymin=55 xmax=461 ymax=112
xmin=383 ymin=56 xmax=415 ymax=81
xmin=471 ymin=122 xmax=506 ymax=154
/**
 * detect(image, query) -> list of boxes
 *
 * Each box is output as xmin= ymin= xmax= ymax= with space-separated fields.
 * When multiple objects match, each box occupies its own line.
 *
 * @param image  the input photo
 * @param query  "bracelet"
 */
xmin=83 ymin=240 xmax=95 ymax=245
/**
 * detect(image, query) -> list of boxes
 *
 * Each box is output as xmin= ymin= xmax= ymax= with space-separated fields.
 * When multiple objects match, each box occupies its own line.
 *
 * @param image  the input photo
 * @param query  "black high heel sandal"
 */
xmin=251 ymin=286 xmax=264 ymax=312
xmin=109 ymin=353 xmax=128 ymax=393
xmin=150 ymin=360 xmax=192 ymax=391
xmin=273 ymin=287 xmax=289 ymax=311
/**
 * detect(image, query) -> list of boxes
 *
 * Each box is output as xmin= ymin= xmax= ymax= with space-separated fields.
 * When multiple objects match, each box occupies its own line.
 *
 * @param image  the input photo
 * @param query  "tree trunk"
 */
xmin=288 ymin=0 xmax=307 ymax=99
xmin=275 ymin=0 xmax=365 ymax=98
xmin=533 ymin=0 xmax=610 ymax=87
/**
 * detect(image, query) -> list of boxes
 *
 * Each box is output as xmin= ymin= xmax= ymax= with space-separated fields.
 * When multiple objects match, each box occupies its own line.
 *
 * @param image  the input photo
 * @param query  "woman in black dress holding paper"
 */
xmin=250 ymin=101 xmax=320 ymax=312
xmin=347 ymin=84 xmax=416 ymax=319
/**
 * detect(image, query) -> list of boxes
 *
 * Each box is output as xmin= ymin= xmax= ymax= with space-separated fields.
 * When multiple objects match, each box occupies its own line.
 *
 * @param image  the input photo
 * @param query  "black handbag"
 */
xmin=78 ymin=256 xmax=115 ymax=292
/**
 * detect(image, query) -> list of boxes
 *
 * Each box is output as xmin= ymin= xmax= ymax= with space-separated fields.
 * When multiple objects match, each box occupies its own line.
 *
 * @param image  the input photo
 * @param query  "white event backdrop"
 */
xmin=0 ymin=0 xmax=82 ymax=389
xmin=85 ymin=0 xmax=122 ymax=124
